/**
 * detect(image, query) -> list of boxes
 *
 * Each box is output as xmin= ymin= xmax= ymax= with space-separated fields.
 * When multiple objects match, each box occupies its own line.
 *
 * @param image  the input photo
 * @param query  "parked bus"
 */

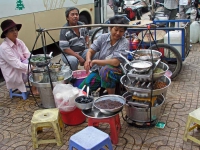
xmin=0 ymin=0 xmax=108 ymax=50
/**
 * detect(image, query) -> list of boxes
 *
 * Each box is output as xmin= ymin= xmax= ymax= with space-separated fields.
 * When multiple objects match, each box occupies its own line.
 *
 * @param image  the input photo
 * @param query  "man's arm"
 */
xmin=85 ymin=35 xmax=89 ymax=48
xmin=63 ymin=48 xmax=85 ymax=65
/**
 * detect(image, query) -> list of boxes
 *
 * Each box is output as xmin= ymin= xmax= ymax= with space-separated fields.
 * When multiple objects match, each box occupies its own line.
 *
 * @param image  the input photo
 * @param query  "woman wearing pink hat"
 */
xmin=0 ymin=19 xmax=38 ymax=95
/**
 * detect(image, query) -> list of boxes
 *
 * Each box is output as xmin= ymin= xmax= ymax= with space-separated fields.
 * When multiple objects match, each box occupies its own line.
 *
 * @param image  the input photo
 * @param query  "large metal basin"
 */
xmin=134 ymin=49 xmax=162 ymax=61
xmin=94 ymin=95 xmax=126 ymax=115
xmin=123 ymin=92 xmax=165 ymax=122
xmin=29 ymin=54 xmax=51 ymax=67
xmin=120 ymin=75 xmax=171 ymax=97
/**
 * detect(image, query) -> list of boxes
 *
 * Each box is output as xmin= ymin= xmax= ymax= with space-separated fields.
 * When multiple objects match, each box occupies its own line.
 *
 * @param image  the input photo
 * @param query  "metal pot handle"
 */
xmin=119 ymin=53 xmax=130 ymax=65
xmin=127 ymin=101 xmax=149 ymax=108
xmin=120 ymin=63 xmax=127 ymax=74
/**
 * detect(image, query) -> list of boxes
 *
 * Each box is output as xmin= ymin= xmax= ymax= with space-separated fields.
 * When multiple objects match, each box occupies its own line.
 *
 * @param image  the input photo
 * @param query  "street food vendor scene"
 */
xmin=1 ymin=0 xmax=200 ymax=149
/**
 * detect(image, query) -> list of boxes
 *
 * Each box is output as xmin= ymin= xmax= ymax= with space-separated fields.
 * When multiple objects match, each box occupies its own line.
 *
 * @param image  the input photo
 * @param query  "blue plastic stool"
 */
xmin=9 ymin=88 xmax=30 ymax=100
xmin=69 ymin=126 xmax=113 ymax=150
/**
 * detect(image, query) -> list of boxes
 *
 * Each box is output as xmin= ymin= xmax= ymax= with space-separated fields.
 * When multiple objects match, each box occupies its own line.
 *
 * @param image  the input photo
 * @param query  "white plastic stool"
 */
xmin=69 ymin=126 xmax=113 ymax=150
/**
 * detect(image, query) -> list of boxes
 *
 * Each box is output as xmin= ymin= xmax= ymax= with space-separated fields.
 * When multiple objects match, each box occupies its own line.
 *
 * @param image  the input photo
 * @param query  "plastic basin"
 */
xmin=72 ymin=70 xmax=89 ymax=87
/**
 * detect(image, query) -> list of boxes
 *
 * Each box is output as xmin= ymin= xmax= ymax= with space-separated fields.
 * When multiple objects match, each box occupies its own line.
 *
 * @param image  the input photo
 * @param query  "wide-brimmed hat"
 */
xmin=1 ymin=19 xmax=22 ymax=38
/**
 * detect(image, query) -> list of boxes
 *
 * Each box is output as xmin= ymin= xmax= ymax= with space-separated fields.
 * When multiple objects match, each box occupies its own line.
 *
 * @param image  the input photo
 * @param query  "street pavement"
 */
xmin=0 ymin=39 xmax=200 ymax=150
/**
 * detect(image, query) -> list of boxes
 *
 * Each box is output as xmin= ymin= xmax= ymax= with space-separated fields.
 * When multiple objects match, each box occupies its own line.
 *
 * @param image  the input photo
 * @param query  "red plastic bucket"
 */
xmin=73 ymin=70 xmax=89 ymax=87
xmin=60 ymin=108 xmax=86 ymax=125
xmin=59 ymin=91 xmax=87 ymax=125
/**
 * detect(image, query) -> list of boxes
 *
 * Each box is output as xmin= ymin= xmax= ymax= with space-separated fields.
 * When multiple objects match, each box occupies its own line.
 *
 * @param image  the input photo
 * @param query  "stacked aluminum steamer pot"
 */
xmin=120 ymin=49 xmax=171 ymax=127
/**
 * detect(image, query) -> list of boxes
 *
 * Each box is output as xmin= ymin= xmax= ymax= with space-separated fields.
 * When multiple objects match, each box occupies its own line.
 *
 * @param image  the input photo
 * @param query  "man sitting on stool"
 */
xmin=59 ymin=7 xmax=90 ymax=71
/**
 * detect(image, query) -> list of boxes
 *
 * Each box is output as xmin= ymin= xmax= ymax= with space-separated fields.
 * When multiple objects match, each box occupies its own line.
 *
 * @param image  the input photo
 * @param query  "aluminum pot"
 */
xmin=123 ymin=92 xmax=165 ymax=122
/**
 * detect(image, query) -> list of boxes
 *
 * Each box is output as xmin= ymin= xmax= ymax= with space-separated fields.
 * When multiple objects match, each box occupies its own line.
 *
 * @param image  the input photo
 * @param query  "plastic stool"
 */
xmin=88 ymin=114 xmax=121 ymax=144
xmin=9 ymin=88 xmax=29 ymax=100
xmin=183 ymin=108 xmax=200 ymax=145
xmin=69 ymin=126 xmax=113 ymax=150
xmin=31 ymin=108 xmax=64 ymax=149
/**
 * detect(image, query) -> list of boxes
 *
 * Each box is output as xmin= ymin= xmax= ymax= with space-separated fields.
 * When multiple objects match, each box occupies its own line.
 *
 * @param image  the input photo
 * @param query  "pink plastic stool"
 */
xmin=88 ymin=114 xmax=121 ymax=144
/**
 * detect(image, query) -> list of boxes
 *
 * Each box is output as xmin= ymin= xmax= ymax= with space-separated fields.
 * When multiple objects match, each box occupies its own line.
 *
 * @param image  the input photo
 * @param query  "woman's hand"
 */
xmin=90 ymin=60 xmax=96 ymax=68
xmin=84 ymin=59 xmax=91 ymax=74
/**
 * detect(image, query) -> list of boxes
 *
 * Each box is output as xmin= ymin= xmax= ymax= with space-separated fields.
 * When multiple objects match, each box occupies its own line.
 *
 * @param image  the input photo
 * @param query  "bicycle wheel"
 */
xmin=149 ymin=43 xmax=182 ymax=79
xmin=91 ymin=27 xmax=108 ymax=44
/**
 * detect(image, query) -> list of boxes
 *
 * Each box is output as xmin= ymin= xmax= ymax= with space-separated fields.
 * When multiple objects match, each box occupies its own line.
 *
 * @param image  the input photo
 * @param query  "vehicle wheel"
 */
xmin=91 ymin=27 xmax=108 ymax=43
xmin=79 ymin=15 xmax=89 ymax=24
xmin=149 ymin=43 xmax=182 ymax=79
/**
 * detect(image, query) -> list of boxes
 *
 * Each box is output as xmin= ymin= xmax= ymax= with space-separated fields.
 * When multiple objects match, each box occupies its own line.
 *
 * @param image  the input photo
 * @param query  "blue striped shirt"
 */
xmin=59 ymin=21 xmax=88 ymax=53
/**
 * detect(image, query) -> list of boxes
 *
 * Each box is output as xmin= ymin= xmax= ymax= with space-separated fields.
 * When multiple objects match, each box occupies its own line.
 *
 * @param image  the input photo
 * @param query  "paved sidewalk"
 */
xmin=0 ymin=43 xmax=200 ymax=150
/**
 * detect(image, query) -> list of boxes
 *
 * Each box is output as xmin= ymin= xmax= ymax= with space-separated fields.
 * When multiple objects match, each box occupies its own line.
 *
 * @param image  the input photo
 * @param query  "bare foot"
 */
xmin=31 ymin=86 xmax=39 ymax=95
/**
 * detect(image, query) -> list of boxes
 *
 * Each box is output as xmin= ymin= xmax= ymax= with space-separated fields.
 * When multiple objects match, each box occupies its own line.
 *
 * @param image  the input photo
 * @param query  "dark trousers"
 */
xmin=164 ymin=7 xmax=178 ymax=27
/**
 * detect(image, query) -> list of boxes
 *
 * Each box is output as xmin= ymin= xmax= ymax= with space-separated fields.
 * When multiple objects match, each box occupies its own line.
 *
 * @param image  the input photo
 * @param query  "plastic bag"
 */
xmin=53 ymin=84 xmax=80 ymax=112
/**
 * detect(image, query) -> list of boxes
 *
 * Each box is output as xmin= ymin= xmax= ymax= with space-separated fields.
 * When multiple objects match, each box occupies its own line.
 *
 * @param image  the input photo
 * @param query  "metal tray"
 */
xmin=82 ymin=106 xmax=121 ymax=119
xmin=120 ymin=75 xmax=171 ymax=97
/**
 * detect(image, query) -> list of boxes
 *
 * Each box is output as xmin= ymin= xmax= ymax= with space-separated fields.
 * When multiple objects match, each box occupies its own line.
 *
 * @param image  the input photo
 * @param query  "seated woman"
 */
xmin=0 ymin=19 xmax=38 ymax=95
xmin=79 ymin=15 xmax=129 ymax=94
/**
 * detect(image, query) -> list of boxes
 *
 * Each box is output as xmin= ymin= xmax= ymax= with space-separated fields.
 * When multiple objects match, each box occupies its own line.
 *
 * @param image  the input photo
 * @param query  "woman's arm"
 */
xmin=91 ymin=58 xmax=120 ymax=67
xmin=84 ymin=48 xmax=96 ymax=73
xmin=1 ymin=46 xmax=28 ymax=72
xmin=84 ymin=33 xmax=104 ymax=73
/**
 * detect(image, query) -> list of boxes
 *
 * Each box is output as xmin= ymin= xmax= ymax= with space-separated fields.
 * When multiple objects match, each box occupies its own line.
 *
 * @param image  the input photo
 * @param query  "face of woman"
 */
xmin=5 ymin=27 xmax=18 ymax=42
xmin=110 ymin=27 xmax=125 ymax=41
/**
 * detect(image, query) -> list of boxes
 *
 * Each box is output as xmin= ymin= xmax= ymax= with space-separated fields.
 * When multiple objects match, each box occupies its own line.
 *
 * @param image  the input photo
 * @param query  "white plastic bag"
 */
xmin=53 ymin=84 xmax=80 ymax=112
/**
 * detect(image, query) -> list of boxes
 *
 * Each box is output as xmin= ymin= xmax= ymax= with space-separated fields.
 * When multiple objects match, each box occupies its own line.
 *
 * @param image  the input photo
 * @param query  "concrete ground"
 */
xmin=1 ymin=42 xmax=200 ymax=149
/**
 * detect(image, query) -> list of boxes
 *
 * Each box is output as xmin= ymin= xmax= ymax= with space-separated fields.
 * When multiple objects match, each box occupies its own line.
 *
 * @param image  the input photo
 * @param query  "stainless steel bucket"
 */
xmin=29 ymin=75 xmax=65 ymax=108
xmin=123 ymin=92 xmax=165 ymax=122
